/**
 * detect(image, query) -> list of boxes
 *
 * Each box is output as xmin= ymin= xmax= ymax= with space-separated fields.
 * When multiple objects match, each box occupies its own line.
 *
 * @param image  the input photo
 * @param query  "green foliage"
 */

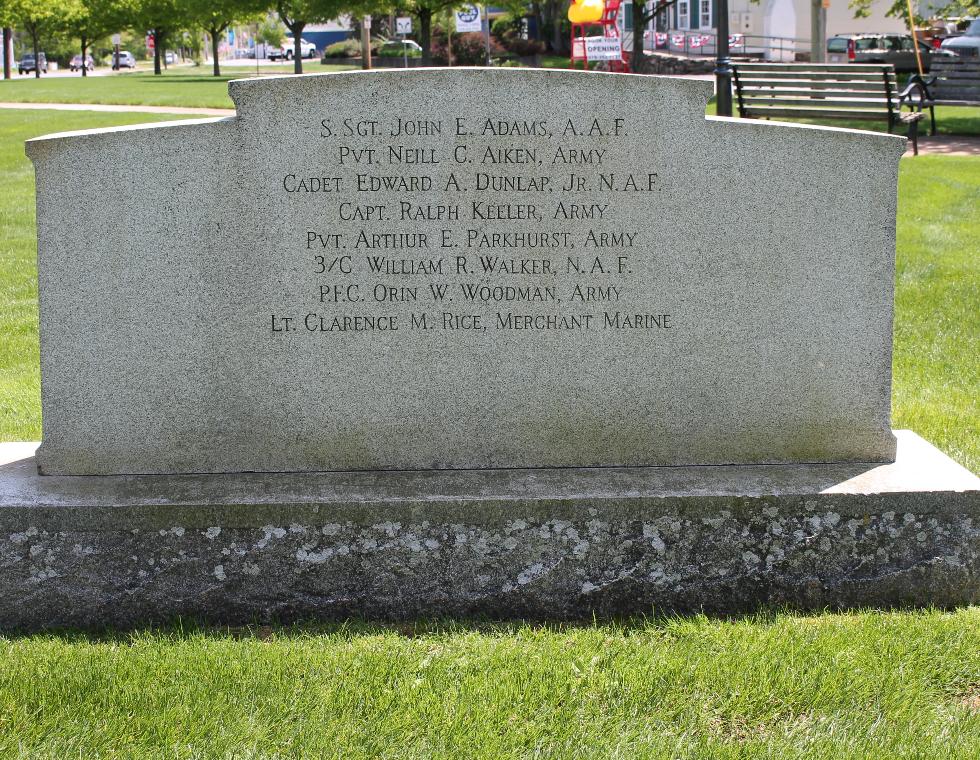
xmin=849 ymin=0 xmax=980 ymax=24
xmin=131 ymin=0 xmax=186 ymax=33
xmin=71 ymin=0 xmax=133 ymax=43
xmin=1 ymin=0 xmax=84 ymax=52
xmin=492 ymin=13 xmax=545 ymax=57
xmin=256 ymin=15 xmax=286 ymax=47
xmin=183 ymin=0 xmax=266 ymax=35
xmin=320 ymin=36 xmax=386 ymax=59
xmin=431 ymin=29 xmax=504 ymax=65
xmin=276 ymin=0 xmax=387 ymax=30
xmin=378 ymin=40 xmax=422 ymax=57
xmin=321 ymin=37 xmax=362 ymax=57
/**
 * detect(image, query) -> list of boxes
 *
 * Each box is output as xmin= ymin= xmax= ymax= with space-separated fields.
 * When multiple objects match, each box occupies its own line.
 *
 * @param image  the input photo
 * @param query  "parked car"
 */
xmin=941 ymin=18 xmax=980 ymax=58
xmin=111 ymin=51 xmax=137 ymax=69
xmin=70 ymin=54 xmax=95 ymax=72
xmin=18 ymin=52 xmax=47 ymax=75
xmin=270 ymin=38 xmax=317 ymax=60
xmin=827 ymin=33 xmax=951 ymax=72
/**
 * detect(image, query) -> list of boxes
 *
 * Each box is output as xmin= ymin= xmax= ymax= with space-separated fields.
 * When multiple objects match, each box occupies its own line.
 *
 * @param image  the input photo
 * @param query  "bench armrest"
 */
xmin=898 ymin=79 xmax=932 ymax=110
xmin=907 ymin=74 xmax=936 ymax=98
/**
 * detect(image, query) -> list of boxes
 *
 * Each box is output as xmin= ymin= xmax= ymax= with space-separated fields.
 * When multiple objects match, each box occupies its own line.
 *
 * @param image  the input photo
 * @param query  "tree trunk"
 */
xmin=631 ymin=11 xmax=647 ymax=72
xmin=3 ymin=28 xmax=12 ymax=79
xmin=211 ymin=28 xmax=221 ymax=76
xmin=32 ymin=29 xmax=40 ymax=78
xmin=419 ymin=9 xmax=432 ymax=66
xmin=543 ymin=0 xmax=555 ymax=53
xmin=81 ymin=35 xmax=88 ymax=77
xmin=154 ymin=31 xmax=162 ymax=75
xmin=551 ymin=6 xmax=563 ymax=56
xmin=291 ymin=24 xmax=305 ymax=74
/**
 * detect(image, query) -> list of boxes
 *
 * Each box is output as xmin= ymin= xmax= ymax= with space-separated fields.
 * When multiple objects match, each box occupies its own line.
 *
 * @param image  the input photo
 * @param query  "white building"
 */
xmin=623 ymin=0 xmax=907 ymax=59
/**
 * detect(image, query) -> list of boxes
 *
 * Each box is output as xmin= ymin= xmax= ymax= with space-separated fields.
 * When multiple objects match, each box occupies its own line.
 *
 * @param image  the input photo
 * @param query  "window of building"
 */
xmin=678 ymin=0 xmax=689 ymax=29
xmin=699 ymin=0 xmax=711 ymax=28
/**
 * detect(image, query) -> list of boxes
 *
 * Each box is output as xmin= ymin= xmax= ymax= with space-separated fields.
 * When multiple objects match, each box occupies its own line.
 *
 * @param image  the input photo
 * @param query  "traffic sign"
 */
xmin=396 ymin=17 xmax=412 ymax=35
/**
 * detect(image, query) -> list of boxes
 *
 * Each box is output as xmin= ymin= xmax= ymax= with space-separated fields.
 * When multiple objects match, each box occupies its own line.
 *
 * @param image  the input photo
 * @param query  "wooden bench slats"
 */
xmin=740 ymin=97 xmax=893 ymax=109
xmin=932 ymin=71 xmax=980 ymax=80
xmin=738 ymin=85 xmax=898 ymax=96
xmin=930 ymin=61 xmax=980 ymax=70
xmin=735 ymin=72 xmax=895 ymax=82
xmin=738 ymin=79 xmax=895 ymax=88
xmin=733 ymin=63 xmax=890 ymax=73
xmin=738 ymin=106 xmax=889 ymax=120
xmin=932 ymin=84 xmax=980 ymax=95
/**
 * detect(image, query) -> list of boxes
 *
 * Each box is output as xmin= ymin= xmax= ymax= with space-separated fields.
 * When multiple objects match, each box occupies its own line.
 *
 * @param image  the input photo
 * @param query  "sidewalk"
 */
xmin=0 ymin=102 xmax=234 ymax=116
xmin=905 ymin=134 xmax=980 ymax=156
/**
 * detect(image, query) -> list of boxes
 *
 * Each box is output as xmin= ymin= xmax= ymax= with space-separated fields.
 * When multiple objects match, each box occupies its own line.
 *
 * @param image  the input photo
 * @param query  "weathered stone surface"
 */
xmin=28 ymin=69 xmax=903 ymax=475
xmin=1 ymin=431 xmax=975 ymax=630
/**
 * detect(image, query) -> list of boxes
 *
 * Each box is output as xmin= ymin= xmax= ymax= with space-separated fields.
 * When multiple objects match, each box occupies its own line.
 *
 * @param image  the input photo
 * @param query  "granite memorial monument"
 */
xmin=1 ymin=69 xmax=976 ymax=629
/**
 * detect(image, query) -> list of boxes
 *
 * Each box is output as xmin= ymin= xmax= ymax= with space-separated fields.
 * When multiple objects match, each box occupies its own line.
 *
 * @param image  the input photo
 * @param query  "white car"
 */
xmin=272 ymin=38 xmax=317 ymax=60
xmin=941 ymin=19 xmax=980 ymax=58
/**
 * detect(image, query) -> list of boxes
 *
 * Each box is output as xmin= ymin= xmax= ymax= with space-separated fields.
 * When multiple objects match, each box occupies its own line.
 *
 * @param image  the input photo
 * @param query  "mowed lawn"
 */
xmin=0 ymin=611 xmax=978 ymax=757
xmin=0 ymin=108 xmax=977 ymax=469
xmin=0 ymin=66 xmax=356 ymax=109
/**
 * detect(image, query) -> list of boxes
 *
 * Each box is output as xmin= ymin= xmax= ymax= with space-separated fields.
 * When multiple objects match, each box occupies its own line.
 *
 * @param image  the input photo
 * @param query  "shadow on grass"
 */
xmin=1 ymin=606 xmax=956 ymax=643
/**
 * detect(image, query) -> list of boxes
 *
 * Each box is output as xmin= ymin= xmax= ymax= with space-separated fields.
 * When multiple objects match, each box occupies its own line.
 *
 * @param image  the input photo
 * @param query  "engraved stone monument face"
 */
xmin=28 ymin=69 xmax=903 ymax=475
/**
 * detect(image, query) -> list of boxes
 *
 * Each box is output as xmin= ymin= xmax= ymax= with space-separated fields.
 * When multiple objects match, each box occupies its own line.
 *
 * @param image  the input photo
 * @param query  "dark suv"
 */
xmin=827 ymin=34 xmax=949 ymax=72
xmin=18 ymin=52 xmax=48 ymax=75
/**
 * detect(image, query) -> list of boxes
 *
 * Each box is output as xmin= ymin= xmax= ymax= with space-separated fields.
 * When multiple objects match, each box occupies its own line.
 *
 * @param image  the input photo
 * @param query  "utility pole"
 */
xmin=811 ymin=0 xmax=827 ymax=62
xmin=715 ymin=0 xmax=732 ymax=116
xmin=361 ymin=16 xmax=372 ymax=70
xmin=483 ymin=5 xmax=491 ymax=65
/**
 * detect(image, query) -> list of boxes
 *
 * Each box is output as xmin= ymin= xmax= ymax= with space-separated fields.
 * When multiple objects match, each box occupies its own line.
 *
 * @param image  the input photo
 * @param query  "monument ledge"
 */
xmin=1 ymin=431 xmax=976 ymax=630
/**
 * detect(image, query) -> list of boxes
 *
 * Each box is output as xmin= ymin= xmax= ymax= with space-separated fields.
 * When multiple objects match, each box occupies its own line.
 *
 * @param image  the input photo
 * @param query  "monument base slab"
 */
xmin=1 ymin=431 xmax=977 ymax=631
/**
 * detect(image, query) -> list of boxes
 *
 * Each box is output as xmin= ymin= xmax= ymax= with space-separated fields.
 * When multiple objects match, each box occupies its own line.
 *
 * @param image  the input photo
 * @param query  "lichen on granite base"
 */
xmin=1 ymin=431 xmax=977 ymax=631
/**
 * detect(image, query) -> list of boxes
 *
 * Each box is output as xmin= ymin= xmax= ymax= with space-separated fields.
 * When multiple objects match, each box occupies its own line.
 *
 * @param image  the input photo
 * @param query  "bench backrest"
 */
xmin=927 ymin=58 xmax=980 ymax=103
xmin=731 ymin=63 xmax=898 ymax=122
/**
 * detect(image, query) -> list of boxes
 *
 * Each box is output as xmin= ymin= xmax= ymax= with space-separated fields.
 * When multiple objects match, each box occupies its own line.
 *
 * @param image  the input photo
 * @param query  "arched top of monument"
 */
xmin=226 ymin=68 xmax=715 ymax=131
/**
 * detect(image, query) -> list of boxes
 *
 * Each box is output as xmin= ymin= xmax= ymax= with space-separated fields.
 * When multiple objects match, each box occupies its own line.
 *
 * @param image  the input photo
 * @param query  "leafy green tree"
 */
xmin=132 ymin=0 xmax=189 ymax=74
xmin=70 ymin=0 xmax=132 ymax=77
xmin=1 ymin=0 xmax=83 ymax=77
xmin=398 ymin=0 xmax=456 ymax=66
xmin=276 ymin=0 xmax=388 ymax=73
xmin=849 ymin=0 xmax=980 ymax=25
xmin=184 ymin=0 xmax=265 ymax=76
xmin=256 ymin=14 xmax=286 ymax=49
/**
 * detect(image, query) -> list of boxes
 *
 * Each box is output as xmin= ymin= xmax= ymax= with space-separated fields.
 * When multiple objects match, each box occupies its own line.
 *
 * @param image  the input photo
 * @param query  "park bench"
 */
xmin=731 ymin=63 xmax=928 ymax=154
xmin=911 ymin=57 xmax=980 ymax=135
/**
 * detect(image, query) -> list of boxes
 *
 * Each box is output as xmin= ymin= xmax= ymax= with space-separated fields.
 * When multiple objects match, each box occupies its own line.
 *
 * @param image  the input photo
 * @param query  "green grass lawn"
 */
xmin=704 ymin=100 xmax=980 ymax=137
xmin=0 ymin=610 xmax=978 ymax=757
xmin=0 ymin=65 xmax=357 ymax=109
